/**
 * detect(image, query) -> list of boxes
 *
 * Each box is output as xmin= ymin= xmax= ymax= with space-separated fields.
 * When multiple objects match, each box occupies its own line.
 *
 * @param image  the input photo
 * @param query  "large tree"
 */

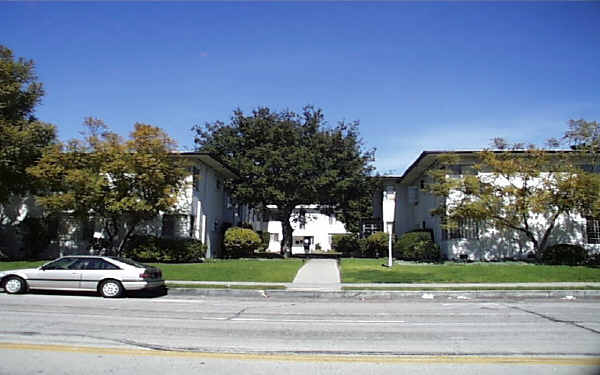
xmin=0 ymin=45 xmax=56 ymax=209
xmin=193 ymin=106 xmax=376 ymax=255
xmin=28 ymin=118 xmax=187 ymax=254
xmin=427 ymin=132 xmax=600 ymax=256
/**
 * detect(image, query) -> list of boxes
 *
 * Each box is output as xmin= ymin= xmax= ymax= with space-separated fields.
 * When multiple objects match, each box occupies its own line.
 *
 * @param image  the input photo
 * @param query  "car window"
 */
xmin=109 ymin=257 xmax=147 ymax=268
xmin=43 ymin=258 xmax=79 ymax=270
xmin=87 ymin=258 xmax=119 ymax=270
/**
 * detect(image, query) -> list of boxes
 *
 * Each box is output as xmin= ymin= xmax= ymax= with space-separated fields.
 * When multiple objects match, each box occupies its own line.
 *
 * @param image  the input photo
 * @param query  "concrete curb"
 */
xmin=166 ymin=287 xmax=600 ymax=300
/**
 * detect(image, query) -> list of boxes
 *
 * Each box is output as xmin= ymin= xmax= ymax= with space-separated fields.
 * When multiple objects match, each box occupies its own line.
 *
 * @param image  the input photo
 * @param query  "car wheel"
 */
xmin=99 ymin=280 xmax=123 ymax=298
xmin=4 ymin=276 xmax=27 ymax=294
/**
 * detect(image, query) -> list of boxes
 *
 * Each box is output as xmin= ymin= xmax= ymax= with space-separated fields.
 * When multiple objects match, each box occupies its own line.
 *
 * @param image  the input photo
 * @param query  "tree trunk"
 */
xmin=279 ymin=207 xmax=294 ymax=257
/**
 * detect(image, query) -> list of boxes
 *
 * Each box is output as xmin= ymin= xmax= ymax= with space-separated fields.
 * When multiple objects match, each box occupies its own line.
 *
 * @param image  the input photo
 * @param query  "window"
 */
xmin=444 ymin=217 xmax=479 ymax=240
xmin=216 ymin=179 xmax=222 ymax=191
xmin=71 ymin=258 xmax=119 ymax=270
xmin=581 ymin=164 xmax=600 ymax=173
xmin=43 ymin=257 xmax=79 ymax=270
xmin=360 ymin=218 xmax=382 ymax=238
xmin=586 ymin=217 xmax=600 ymax=244
xmin=270 ymin=233 xmax=279 ymax=242
xmin=162 ymin=215 xmax=176 ymax=237
xmin=192 ymin=167 xmax=200 ymax=191
xmin=329 ymin=214 xmax=335 ymax=225
xmin=447 ymin=164 xmax=475 ymax=176
xmin=189 ymin=215 xmax=196 ymax=237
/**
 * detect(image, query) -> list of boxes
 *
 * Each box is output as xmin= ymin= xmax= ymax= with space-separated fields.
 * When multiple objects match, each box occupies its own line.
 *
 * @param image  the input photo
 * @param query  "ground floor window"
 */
xmin=360 ymin=218 xmax=382 ymax=238
xmin=443 ymin=217 xmax=479 ymax=240
xmin=270 ymin=233 xmax=279 ymax=242
xmin=162 ymin=214 xmax=187 ymax=238
xmin=586 ymin=217 xmax=600 ymax=244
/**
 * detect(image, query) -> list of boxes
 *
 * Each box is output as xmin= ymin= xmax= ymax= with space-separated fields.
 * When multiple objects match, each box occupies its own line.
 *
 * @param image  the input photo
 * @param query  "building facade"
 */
xmin=381 ymin=151 xmax=600 ymax=260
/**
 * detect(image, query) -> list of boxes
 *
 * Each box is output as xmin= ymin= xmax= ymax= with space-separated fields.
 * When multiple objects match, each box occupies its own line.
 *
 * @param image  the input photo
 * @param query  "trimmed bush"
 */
xmin=223 ymin=227 xmax=262 ymax=258
xmin=585 ymin=253 xmax=600 ymax=266
xmin=125 ymin=235 xmax=206 ymax=263
xmin=542 ymin=244 xmax=588 ymax=266
xmin=365 ymin=232 xmax=390 ymax=258
xmin=394 ymin=231 xmax=441 ymax=262
xmin=331 ymin=234 xmax=362 ymax=256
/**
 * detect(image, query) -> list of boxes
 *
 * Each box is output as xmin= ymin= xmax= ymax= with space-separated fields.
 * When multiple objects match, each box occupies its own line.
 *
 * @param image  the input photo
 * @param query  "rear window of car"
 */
xmin=109 ymin=257 xmax=148 ymax=269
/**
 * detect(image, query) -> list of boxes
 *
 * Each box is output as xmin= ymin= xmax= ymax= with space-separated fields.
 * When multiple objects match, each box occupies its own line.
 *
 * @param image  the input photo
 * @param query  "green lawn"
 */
xmin=151 ymin=259 xmax=303 ymax=282
xmin=340 ymin=259 xmax=600 ymax=283
xmin=0 ymin=261 xmax=47 ymax=271
xmin=0 ymin=259 xmax=304 ymax=283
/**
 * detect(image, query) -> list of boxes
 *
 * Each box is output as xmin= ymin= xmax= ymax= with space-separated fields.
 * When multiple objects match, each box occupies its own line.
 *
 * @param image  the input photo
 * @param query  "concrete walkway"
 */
xmin=288 ymin=259 xmax=341 ymax=291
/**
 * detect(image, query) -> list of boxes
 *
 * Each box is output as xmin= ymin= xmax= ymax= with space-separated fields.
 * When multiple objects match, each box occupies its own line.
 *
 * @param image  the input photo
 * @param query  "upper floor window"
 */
xmin=192 ymin=166 xmax=200 ymax=191
xmin=586 ymin=217 xmax=600 ymax=244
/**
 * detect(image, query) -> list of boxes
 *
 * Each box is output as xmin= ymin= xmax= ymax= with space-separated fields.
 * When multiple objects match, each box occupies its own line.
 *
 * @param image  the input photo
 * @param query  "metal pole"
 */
xmin=388 ymin=223 xmax=393 ymax=267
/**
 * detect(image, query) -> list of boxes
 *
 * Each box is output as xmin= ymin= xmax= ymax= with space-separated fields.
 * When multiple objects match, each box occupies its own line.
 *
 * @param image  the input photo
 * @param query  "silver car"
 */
xmin=0 ymin=256 xmax=165 ymax=298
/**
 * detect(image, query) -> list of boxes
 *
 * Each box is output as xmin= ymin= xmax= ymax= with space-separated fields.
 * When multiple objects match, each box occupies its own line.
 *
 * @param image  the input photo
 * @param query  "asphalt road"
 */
xmin=1 ymin=292 xmax=599 ymax=374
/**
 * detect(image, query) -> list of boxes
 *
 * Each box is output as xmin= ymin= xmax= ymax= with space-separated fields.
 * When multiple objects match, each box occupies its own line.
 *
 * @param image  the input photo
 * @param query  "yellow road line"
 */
xmin=0 ymin=342 xmax=599 ymax=366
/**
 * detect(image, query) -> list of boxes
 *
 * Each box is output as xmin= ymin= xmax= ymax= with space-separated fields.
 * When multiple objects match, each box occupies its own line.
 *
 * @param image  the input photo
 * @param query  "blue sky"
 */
xmin=2 ymin=2 xmax=599 ymax=174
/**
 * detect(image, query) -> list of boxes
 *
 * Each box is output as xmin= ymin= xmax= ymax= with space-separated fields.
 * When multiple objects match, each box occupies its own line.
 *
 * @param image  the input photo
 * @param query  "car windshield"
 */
xmin=109 ymin=257 xmax=148 ymax=269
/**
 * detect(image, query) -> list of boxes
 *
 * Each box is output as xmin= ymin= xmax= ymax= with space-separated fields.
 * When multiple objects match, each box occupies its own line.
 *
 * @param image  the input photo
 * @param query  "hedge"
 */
xmin=223 ymin=227 xmax=262 ymax=258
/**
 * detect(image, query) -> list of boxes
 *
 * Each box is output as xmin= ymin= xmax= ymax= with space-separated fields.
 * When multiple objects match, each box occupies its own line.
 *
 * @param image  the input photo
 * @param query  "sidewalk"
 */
xmin=165 ymin=258 xmax=600 ymax=298
xmin=288 ymin=259 xmax=341 ymax=291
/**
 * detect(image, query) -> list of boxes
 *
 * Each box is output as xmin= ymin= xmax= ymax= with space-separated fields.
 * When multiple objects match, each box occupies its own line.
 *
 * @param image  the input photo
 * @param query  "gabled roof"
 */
xmin=175 ymin=152 xmax=238 ymax=179
xmin=386 ymin=149 xmax=578 ymax=186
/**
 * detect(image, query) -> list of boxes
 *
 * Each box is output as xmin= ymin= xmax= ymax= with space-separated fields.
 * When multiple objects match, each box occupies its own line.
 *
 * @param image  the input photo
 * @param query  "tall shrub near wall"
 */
xmin=223 ymin=227 xmax=262 ymax=258
xmin=394 ymin=231 xmax=441 ymax=262
xmin=365 ymin=232 xmax=389 ymax=258
xmin=331 ymin=234 xmax=362 ymax=256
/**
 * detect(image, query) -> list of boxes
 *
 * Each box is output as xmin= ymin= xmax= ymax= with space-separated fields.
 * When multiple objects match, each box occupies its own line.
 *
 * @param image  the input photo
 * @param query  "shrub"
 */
xmin=394 ymin=231 xmax=441 ymax=262
xmin=223 ymin=227 xmax=262 ymax=258
xmin=365 ymin=232 xmax=390 ymax=258
xmin=542 ymin=244 xmax=588 ymax=266
xmin=585 ymin=253 xmax=600 ymax=266
xmin=254 ymin=231 xmax=270 ymax=252
xmin=331 ymin=234 xmax=362 ymax=256
xmin=125 ymin=235 xmax=206 ymax=263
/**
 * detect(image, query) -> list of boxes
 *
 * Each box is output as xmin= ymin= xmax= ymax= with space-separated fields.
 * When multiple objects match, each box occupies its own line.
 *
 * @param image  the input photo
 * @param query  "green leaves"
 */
xmin=28 ymin=118 xmax=187 ymax=253
xmin=193 ymin=106 xmax=376 ymax=251
xmin=427 ymin=130 xmax=600 ymax=253
xmin=0 ymin=45 xmax=57 ymax=205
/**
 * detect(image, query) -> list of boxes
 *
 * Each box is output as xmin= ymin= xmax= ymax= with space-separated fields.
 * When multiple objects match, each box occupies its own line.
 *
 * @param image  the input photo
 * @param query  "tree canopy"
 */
xmin=28 ymin=118 xmax=187 ymax=254
xmin=193 ymin=106 xmax=376 ymax=254
xmin=0 ymin=45 xmax=56 ymax=207
xmin=427 ymin=123 xmax=600 ymax=255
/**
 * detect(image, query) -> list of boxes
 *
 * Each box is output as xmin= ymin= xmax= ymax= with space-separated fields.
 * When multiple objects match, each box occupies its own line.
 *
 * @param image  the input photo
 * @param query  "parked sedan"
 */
xmin=0 ymin=256 xmax=165 ymax=298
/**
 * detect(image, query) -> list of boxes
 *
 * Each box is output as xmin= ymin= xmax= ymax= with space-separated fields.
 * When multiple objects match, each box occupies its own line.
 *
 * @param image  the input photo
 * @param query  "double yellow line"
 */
xmin=1 ymin=342 xmax=599 ymax=366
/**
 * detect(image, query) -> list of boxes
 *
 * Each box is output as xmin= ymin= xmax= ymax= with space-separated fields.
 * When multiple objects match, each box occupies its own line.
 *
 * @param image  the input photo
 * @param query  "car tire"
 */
xmin=99 ymin=279 xmax=123 ymax=298
xmin=3 ymin=276 xmax=27 ymax=294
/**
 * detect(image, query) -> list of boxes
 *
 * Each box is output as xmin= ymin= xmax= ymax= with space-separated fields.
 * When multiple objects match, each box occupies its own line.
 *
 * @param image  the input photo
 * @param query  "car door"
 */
xmin=79 ymin=258 xmax=121 ymax=291
xmin=27 ymin=257 xmax=82 ymax=290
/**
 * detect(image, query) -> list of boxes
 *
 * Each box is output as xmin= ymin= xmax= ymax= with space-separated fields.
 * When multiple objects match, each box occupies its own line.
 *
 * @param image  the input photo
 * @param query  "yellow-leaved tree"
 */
xmin=28 ymin=118 xmax=187 ymax=255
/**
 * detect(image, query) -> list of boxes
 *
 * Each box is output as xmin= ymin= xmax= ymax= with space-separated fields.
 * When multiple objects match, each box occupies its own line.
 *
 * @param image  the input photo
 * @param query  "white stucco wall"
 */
xmin=172 ymin=161 xmax=229 ymax=258
xmin=393 ymin=169 xmax=600 ymax=260
xmin=264 ymin=207 xmax=349 ymax=254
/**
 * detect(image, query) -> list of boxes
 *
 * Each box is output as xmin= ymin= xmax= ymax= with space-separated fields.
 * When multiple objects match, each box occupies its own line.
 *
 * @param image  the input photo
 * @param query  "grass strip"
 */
xmin=342 ymin=286 xmax=600 ymax=291
xmin=153 ymin=259 xmax=303 ymax=282
xmin=341 ymin=259 xmax=600 ymax=283
xmin=167 ymin=283 xmax=286 ymax=290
